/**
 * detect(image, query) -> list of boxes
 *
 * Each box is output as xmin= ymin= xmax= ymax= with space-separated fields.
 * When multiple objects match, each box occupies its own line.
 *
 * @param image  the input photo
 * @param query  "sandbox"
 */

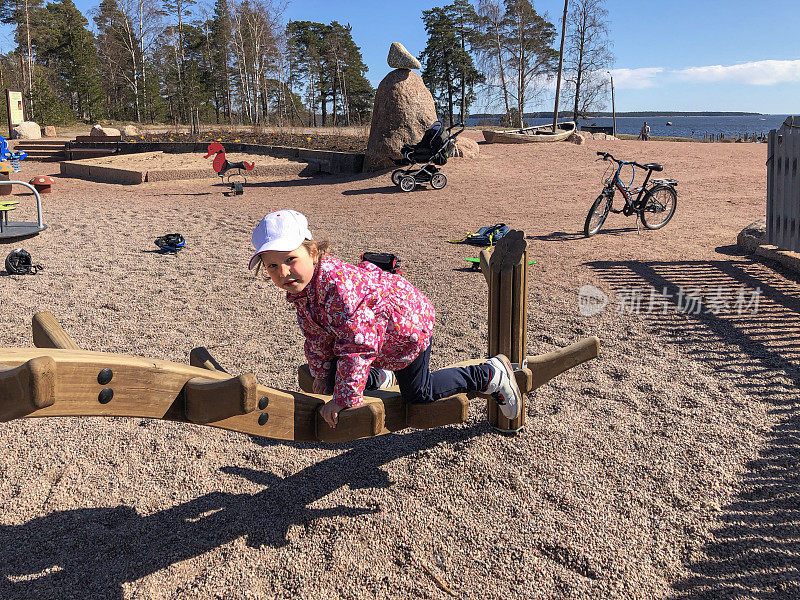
xmin=59 ymin=151 xmax=316 ymax=184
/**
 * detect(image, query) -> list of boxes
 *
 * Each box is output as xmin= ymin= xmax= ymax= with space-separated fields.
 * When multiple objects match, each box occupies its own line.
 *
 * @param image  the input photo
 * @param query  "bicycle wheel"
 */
xmin=584 ymin=193 xmax=612 ymax=237
xmin=640 ymin=185 xmax=677 ymax=230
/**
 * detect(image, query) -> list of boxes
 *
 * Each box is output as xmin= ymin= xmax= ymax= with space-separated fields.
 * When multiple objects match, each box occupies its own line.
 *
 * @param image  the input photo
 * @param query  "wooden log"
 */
xmin=526 ymin=337 xmax=600 ymax=391
xmin=478 ymin=247 xmax=494 ymax=285
xmin=32 ymin=312 xmax=81 ymax=350
xmin=190 ymin=346 xmax=228 ymax=373
xmin=298 ymin=363 xmax=469 ymax=431
xmin=489 ymin=229 xmax=526 ymax=274
xmin=0 ymin=356 xmax=56 ymax=421
xmin=487 ymin=231 xmax=528 ymax=432
xmin=407 ymin=395 xmax=469 ymax=429
xmin=315 ymin=399 xmax=385 ymax=443
xmin=184 ymin=373 xmax=258 ymax=424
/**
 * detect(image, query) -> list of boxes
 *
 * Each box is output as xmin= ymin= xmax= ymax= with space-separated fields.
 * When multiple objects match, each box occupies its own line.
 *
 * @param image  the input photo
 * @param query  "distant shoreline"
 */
xmin=469 ymin=111 xmax=765 ymax=119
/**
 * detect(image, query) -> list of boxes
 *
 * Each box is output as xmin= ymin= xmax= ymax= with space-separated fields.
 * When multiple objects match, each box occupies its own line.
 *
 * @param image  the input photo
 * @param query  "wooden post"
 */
xmin=487 ymin=230 xmax=528 ymax=432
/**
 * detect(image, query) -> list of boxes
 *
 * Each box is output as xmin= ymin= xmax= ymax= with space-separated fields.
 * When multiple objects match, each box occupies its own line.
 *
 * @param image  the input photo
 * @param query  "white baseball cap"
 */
xmin=248 ymin=210 xmax=313 ymax=269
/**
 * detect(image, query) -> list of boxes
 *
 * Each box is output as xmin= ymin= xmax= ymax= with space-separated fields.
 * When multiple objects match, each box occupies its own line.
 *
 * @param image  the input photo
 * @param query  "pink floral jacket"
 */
xmin=287 ymin=254 xmax=435 ymax=408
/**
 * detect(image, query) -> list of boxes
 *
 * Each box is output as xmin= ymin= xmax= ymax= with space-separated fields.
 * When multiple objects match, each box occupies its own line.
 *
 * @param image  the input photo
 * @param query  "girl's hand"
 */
xmin=319 ymin=399 xmax=344 ymax=429
xmin=312 ymin=377 xmax=330 ymax=395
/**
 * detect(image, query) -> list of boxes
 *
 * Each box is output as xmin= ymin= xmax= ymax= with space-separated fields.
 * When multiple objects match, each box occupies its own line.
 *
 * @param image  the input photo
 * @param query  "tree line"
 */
xmin=420 ymin=0 xmax=612 ymax=128
xmin=0 ymin=0 xmax=373 ymax=126
xmin=0 ymin=0 xmax=611 ymax=128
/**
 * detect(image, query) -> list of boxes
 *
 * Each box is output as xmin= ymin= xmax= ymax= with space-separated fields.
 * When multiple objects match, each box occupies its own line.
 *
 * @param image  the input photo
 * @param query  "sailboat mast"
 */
xmin=552 ymin=0 xmax=569 ymax=132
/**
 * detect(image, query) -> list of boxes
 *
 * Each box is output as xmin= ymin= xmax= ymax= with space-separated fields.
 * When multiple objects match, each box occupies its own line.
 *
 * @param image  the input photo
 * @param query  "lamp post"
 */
xmin=607 ymin=71 xmax=616 ymax=137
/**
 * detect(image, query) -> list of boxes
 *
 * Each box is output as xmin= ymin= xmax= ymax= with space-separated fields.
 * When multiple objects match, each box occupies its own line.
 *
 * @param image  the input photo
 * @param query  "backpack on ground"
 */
xmin=361 ymin=251 xmax=402 ymax=275
xmin=447 ymin=223 xmax=510 ymax=247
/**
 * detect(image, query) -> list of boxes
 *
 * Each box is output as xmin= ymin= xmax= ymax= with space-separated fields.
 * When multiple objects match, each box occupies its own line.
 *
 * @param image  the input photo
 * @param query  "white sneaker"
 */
xmin=373 ymin=369 xmax=396 ymax=390
xmin=484 ymin=354 xmax=522 ymax=420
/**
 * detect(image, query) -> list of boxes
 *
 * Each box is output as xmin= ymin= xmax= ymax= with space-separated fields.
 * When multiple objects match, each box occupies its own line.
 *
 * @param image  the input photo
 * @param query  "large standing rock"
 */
xmin=387 ymin=42 xmax=421 ymax=70
xmin=364 ymin=69 xmax=438 ymax=172
xmin=453 ymin=137 xmax=479 ymax=158
xmin=567 ymin=132 xmax=586 ymax=145
xmin=42 ymin=125 xmax=57 ymax=137
xmin=90 ymin=124 xmax=121 ymax=137
xmin=737 ymin=219 xmax=766 ymax=254
xmin=11 ymin=121 xmax=41 ymax=139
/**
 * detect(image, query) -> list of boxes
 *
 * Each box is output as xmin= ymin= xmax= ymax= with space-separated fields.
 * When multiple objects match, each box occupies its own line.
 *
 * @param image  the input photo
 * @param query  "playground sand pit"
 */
xmin=60 ymin=150 xmax=315 ymax=184
xmin=1 ymin=134 xmax=798 ymax=599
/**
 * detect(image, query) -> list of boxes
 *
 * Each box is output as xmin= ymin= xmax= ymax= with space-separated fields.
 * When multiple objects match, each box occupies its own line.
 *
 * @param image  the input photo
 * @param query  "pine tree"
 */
xmin=0 ymin=0 xmax=46 ymax=118
xmin=420 ymin=4 xmax=481 ymax=125
xmin=209 ymin=0 xmax=232 ymax=123
xmin=37 ymin=0 xmax=103 ymax=121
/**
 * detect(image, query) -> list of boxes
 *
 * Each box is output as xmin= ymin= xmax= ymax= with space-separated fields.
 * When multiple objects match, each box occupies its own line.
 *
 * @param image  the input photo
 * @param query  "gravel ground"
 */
xmin=1 ymin=134 xmax=797 ymax=600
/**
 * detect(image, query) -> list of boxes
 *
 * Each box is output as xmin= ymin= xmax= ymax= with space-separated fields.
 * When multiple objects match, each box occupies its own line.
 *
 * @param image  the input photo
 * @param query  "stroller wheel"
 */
xmin=431 ymin=173 xmax=447 ymax=190
xmin=391 ymin=169 xmax=405 ymax=186
xmin=399 ymin=175 xmax=416 ymax=192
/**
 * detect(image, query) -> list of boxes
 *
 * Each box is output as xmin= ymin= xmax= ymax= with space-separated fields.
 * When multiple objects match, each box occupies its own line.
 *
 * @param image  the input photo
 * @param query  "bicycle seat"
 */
xmin=643 ymin=163 xmax=663 ymax=171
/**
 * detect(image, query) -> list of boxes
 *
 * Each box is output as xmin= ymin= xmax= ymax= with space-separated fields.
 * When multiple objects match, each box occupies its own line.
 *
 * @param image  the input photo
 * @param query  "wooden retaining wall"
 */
xmin=767 ymin=119 xmax=800 ymax=252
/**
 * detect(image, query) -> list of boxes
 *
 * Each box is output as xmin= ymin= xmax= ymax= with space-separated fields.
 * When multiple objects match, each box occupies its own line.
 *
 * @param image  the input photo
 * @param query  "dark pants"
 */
xmin=327 ymin=340 xmax=492 ymax=404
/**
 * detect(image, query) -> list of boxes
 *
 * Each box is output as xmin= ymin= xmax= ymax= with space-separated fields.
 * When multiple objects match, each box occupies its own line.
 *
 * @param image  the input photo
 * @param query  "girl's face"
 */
xmin=259 ymin=243 xmax=317 ymax=293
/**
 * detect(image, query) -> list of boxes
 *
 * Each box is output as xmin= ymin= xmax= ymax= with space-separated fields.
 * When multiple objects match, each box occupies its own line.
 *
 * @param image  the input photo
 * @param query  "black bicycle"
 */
xmin=584 ymin=151 xmax=678 ymax=237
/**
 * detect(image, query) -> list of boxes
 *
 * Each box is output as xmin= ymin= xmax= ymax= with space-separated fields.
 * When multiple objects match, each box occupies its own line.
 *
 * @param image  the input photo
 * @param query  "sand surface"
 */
xmin=1 ymin=134 xmax=797 ymax=599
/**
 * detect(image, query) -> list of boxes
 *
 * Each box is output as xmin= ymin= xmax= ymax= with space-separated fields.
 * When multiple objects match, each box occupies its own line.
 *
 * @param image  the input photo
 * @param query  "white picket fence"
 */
xmin=767 ymin=119 xmax=800 ymax=252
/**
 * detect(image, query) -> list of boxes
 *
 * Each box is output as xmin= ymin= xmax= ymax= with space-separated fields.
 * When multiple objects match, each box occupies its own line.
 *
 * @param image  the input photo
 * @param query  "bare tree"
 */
xmin=563 ymin=0 xmax=613 ymax=122
xmin=474 ymin=0 xmax=511 ymax=121
xmin=502 ymin=0 xmax=558 ymax=127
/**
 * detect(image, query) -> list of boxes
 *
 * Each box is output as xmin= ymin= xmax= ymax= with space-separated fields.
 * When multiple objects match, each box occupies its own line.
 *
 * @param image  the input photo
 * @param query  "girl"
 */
xmin=249 ymin=210 xmax=522 ymax=429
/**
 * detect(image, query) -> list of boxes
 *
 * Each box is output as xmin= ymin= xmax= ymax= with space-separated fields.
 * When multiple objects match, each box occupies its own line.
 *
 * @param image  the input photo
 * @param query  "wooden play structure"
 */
xmin=0 ymin=232 xmax=599 ymax=442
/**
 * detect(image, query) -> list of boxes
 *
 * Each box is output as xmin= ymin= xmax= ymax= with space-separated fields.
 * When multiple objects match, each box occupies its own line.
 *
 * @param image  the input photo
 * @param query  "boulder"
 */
xmin=11 ymin=121 xmax=41 ymax=139
xmin=453 ymin=136 xmax=479 ymax=158
xmin=42 ymin=125 xmax=56 ymax=137
xmin=90 ymin=124 xmax=121 ymax=137
xmin=737 ymin=219 xmax=766 ymax=254
xmin=387 ymin=42 xmax=421 ymax=70
xmin=567 ymin=132 xmax=586 ymax=145
xmin=123 ymin=125 xmax=139 ymax=136
xmin=364 ymin=69 xmax=438 ymax=172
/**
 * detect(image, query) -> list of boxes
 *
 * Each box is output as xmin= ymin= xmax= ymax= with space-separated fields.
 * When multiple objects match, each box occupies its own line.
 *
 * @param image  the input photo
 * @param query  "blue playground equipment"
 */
xmin=0 ymin=135 xmax=46 ymax=240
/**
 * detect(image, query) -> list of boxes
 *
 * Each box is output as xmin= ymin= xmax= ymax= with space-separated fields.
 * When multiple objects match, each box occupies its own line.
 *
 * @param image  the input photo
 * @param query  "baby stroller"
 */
xmin=391 ymin=121 xmax=465 ymax=192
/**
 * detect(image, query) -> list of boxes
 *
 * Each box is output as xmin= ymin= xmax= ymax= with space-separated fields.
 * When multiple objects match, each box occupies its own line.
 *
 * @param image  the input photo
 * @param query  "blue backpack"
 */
xmin=447 ymin=223 xmax=510 ymax=247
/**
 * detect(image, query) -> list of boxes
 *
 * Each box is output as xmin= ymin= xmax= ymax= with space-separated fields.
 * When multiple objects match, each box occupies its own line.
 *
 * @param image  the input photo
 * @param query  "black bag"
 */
xmin=154 ymin=233 xmax=186 ymax=254
xmin=361 ymin=251 xmax=402 ymax=275
xmin=5 ymin=248 xmax=42 ymax=275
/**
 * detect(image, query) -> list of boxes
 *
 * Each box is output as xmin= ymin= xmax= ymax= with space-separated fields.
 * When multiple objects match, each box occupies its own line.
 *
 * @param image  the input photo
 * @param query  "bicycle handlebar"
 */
xmin=596 ymin=151 xmax=649 ymax=171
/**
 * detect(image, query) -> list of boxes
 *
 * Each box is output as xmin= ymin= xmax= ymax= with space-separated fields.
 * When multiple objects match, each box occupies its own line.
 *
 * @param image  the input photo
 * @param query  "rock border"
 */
xmin=66 ymin=141 xmax=365 ymax=175
xmin=737 ymin=219 xmax=800 ymax=274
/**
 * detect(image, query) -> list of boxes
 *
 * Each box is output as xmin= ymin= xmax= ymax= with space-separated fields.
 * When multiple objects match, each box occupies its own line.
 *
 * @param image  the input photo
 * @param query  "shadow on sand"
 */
xmin=0 ymin=425 xmax=482 ymax=599
xmin=586 ymin=257 xmax=800 ymax=598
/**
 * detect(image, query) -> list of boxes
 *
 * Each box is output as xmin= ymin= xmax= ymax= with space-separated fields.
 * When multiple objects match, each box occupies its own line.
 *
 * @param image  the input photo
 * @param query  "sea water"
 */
xmin=466 ymin=114 xmax=791 ymax=139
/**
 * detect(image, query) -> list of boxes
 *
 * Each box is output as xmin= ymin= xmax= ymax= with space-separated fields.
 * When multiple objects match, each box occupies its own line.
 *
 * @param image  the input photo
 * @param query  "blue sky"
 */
xmin=4 ymin=0 xmax=799 ymax=113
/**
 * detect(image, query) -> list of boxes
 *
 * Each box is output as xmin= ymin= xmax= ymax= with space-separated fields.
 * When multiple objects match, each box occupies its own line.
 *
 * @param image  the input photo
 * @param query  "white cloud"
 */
xmin=675 ymin=59 xmax=800 ymax=85
xmin=609 ymin=68 xmax=664 ymax=89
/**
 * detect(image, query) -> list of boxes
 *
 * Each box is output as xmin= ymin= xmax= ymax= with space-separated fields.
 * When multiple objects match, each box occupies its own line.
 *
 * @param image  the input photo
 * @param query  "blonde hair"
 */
xmin=253 ymin=238 xmax=330 ymax=279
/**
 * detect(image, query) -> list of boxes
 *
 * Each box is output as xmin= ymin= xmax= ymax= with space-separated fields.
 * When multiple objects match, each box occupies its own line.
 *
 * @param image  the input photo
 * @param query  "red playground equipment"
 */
xmin=204 ymin=142 xmax=255 ymax=180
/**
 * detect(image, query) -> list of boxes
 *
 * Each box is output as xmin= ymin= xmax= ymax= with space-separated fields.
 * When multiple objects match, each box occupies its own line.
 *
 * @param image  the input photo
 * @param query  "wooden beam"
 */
xmin=32 ymin=312 xmax=80 ymax=350
xmin=526 ymin=337 xmax=600 ymax=391
xmin=0 ymin=356 xmax=56 ymax=421
xmin=184 ymin=373 xmax=258 ymax=424
xmin=190 ymin=346 xmax=228 ymax=373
